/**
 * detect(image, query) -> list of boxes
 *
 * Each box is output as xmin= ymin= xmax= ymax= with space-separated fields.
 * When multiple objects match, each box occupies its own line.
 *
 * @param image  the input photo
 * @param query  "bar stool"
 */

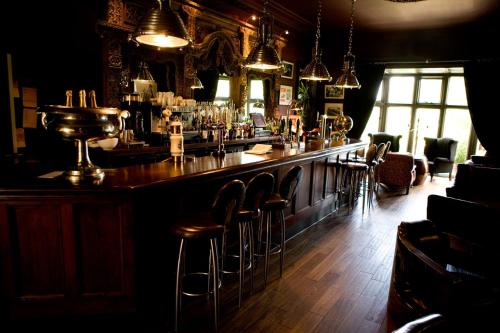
xmin=171 ymin=179 xmax=245 ymax=332
xmin=234 ymin=172 xmax=275 ymax=307
xmin=341 ymin=144 xmax=378 ymax=214
xmin=260 ymin=165 xmax=304 ymax=287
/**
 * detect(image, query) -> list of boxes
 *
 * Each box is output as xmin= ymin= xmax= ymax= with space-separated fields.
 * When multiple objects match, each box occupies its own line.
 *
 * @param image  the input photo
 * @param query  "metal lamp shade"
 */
xmin=190 ymin=76 xmax=203 ymax=90
xmin=134 ymin=1 xmax=189 ymax=48
xmin=334 ymin=55 xmax=361 ymax=89
xmin=245 ymin=42 xmax=282 ymax=70
xmin=301 ymin=56 xmax=331 ymax=81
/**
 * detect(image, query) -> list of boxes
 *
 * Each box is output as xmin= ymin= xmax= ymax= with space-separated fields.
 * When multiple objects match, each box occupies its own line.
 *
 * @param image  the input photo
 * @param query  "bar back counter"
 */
xmin=0 ymin=140 xmax=365 ymax=322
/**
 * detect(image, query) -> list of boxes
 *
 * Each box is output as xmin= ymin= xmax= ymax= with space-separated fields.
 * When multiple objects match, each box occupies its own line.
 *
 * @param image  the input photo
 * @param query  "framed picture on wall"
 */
xmin=324 ymin=85 xmax=344 ymax=99
xmin=324 ymin=102 xmax=343 ymax=116
xmin=281 ymin=61 xmax=294 ymax=79
xmin=279 ymin=85 xmax=293 ymax=105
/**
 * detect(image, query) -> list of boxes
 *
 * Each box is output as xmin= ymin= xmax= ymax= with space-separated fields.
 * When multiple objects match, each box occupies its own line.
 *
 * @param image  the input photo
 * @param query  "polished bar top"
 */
xmin=0 ymin=140 xmax=366 ymax=194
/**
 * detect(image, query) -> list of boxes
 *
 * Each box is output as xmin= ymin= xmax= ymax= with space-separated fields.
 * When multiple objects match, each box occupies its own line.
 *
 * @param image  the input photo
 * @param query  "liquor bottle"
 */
xmin=79 ymin=90 xmax=87 ymax=108
xmin=65 ymin=90 xmax=73 ymax=107
xmin=89 ymin=90 xmax=97 ymax=108
xmin=201 ymin=117 xmax=208 ymax=141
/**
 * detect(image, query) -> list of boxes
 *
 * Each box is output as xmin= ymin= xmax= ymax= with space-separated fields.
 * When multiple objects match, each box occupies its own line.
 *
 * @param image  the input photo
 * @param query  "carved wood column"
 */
xmin=182 ymin=5 xmax=202 ymax=98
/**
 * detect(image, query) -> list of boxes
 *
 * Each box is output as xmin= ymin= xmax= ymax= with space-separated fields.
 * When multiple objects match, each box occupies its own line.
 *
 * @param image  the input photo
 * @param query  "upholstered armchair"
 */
xmin=388 ymin=195 xmax=500 ymax=330
xmin=378 ymin=152 xmax=416 ymax=194
xmin=423 ymin=137 xmax=458 ymax=180
xmin=368 ymin=132 xmax=402 ymax=152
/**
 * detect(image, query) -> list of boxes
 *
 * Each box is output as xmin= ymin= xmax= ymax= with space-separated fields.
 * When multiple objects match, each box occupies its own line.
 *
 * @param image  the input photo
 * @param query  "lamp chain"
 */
xmin=347 ymin=0 xmax=357 ymax=56
xmin=263 ymin=0 xmax=270 ymax=15
xmin=314 ymin=0 xmax=322 ymax=56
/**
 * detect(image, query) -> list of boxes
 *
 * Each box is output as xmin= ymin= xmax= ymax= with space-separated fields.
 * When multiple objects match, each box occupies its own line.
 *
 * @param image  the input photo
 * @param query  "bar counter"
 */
xmin=0 ymin=139 xmax=365 ymax=322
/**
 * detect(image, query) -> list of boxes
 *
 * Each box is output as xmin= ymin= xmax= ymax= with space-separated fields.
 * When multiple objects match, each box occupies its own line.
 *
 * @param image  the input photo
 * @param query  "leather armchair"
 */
xmin=392 ymin=314 xmax=448 ymax=333
xmin=446 ymin=163 xmax=500 ymax=209
xmin=388 ymin=195 xmax=500 ymax=329
xmin=423 ymin=137 xmax=458 ymax=180
xmin=369 ymin=132 xmax=402 ymax=152
xmin=378 ymin=152 xmax=416 ymax=194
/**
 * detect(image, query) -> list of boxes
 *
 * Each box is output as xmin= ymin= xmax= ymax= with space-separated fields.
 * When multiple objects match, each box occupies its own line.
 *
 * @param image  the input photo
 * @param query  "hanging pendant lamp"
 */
xmin=190 ymin=74 xmax=203 ymax=90
xmin=334 ymin=0 xmax=361 ymax=89
xmin=301 ymin=0 xmax=331 ymax=81
xmin=244 ymin=0 xmax=282 ymax=71
xmin=134 ymin=0 xmax=190 ymax=48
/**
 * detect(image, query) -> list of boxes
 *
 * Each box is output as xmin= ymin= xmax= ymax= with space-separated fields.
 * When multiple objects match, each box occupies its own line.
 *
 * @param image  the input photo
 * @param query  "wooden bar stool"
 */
xmin=234 ymin=172 xmax=275 ymax=307
xmin=259 ymin=165 xmax=304 ymax=287
xmin=171 ymin=180 xmax=245 ymax=332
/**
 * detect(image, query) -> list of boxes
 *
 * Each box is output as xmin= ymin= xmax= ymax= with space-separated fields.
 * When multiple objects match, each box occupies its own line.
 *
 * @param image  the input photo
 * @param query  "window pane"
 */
xmin=215 ymin=79 xmax=230 ymax=98
xmin=250 ymin=80 xmax=264 ymax=100
xmin=443 ymin=108 xmax=472 ymax=163
xmin=446 ymin=77 xmax=467 ymax=106
xmin=388 ymin=77 xmax=415 ymax=104
xmin=361 ymin=107 xmax=380 ymax=143
xmin=413 ymin=108 xmax=440 ymax=156
xmin=385 ymin=106 xmax=412 ymax=152
xmin=418 ymin=79 xmax=442 ymax=104
xmin=376 ymin=83 xmax=383 ymax=102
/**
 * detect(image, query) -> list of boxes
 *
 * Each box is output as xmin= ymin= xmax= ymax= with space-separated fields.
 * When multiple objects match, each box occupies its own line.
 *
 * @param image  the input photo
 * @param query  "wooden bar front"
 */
xmin=0 ymin=140 xmax=365 ymax=321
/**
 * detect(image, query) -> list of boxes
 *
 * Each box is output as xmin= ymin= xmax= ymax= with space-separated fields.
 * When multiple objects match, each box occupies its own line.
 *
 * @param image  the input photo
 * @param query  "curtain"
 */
xmin=464 ymin=60 xmax=500 ymax=160
xmin=343 ymin=64 xmax=385 ymax=139
xmin=194 ymin=69 xmax=219 ymax=102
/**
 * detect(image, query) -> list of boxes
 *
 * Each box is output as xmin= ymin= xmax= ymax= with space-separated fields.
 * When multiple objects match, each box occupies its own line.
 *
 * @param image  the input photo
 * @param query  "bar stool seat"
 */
xmin=171 ymin=215 xmax=224 ymax=240
xmin=263 ymin=193 xmax=287 ymax=210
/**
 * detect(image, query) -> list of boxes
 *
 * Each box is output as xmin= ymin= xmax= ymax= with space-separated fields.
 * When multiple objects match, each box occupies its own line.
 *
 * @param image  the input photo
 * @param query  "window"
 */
xmin=214 ymin=76 xmax=230 ymax=105
xmin=248 ymin=79 xmax=265 ymax=115
xmin=367 ymin=67 xmax=475 ymax=163
xmin=361 ymin=106 xmax=380 ymax=144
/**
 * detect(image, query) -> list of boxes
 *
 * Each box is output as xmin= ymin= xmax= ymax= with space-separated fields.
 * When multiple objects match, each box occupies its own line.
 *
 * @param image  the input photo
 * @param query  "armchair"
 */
xmin=378 ymin=152 xmax=416 ymax=194
xmin=368 ymin=132 xmax=402 ymax=152
xmin=388 ymin=195 xmax=500 ymax=329
xmin=423 ymin=137 xmax=458 ymax=180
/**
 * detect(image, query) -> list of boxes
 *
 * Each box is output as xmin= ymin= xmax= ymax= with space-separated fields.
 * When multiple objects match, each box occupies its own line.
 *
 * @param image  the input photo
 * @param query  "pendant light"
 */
xmin=134 ymin=0 xmax=190 ymax=48
xmin=190 ymin=70 xmax=203 ymax=90
xmin=190 ymin=76 xmax=203 ymax=90
xmin=244 ymin=0 xmax=282 ymax=71
xmin=334 ymin=0 xmax=361 ymax=89
xmin=301 ymin=0 xmax=331 ymax=81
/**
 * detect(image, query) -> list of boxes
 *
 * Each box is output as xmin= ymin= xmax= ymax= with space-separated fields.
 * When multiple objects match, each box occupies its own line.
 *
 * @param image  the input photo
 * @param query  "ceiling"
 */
xmin=245 ymin=0 xmax=500 ymax=31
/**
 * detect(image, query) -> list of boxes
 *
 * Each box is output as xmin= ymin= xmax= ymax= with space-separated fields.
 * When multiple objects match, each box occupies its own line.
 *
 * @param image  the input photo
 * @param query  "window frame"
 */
xmin=372 ymin=68 xmax=476 ymax=158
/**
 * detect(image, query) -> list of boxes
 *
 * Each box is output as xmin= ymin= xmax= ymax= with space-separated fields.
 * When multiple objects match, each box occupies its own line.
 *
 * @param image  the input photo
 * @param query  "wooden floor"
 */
xmin=180 ymin=176 xmax=452 ymax=333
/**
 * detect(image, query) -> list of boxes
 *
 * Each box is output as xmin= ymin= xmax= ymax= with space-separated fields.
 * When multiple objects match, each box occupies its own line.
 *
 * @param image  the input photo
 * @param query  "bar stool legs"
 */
xmin=262 ymin=208 xmax=286 ymax=288
xmin=209 ymin=238 xmax=220 ymax=332
xmin=174 ymin=237 xmax=220 ymax=333
xmin=279 ymin=210 xmax=286 ymax=278
xmin=174 ymin=239 xmax=185 ymax=333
